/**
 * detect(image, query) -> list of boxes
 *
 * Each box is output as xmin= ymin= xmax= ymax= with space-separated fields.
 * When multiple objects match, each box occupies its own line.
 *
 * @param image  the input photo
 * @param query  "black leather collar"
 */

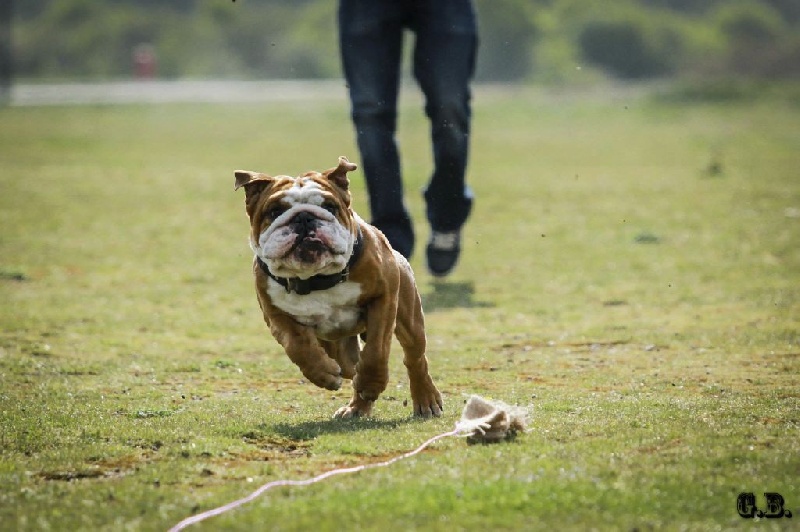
xmin=257 ymin=228 xmax=364 ymax=295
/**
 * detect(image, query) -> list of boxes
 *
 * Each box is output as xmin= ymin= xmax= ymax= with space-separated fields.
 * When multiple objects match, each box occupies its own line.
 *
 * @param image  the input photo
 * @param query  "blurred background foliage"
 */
xmin=9 ymin=0 xmax=800 ymax=83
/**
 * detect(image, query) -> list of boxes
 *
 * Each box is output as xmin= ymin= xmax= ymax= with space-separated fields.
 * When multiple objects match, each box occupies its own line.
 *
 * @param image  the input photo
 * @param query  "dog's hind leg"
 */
xmin=268 ymin=325 xmax=343 ymax=391
xmin=321 ymin=336 xmax=361 ymax=380
xmin=395 ymin=272 xmax=443 ymax=418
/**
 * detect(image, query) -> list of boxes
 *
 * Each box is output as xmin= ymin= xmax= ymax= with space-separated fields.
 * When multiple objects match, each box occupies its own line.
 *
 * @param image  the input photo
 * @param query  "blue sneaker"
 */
xmin=426 ymin=230 xmax=461 ymax=277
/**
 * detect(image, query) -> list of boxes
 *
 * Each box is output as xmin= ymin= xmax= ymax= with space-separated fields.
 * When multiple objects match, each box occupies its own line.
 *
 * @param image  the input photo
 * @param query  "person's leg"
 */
xmin=338 ymin=0 xmax=415 ymax=258
xmin=411 ymin=0 xmax=478 ymax=234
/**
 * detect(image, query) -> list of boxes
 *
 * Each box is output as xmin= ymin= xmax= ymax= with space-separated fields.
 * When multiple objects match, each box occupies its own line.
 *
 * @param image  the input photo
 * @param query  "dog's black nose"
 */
xmin=290 ymin=211 xmax=317 ymax=231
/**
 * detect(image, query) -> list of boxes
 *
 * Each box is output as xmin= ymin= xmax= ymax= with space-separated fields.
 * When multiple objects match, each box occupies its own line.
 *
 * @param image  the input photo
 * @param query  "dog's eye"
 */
xmin=322 ymin=202 xmax=338 ymax=215
xmin=266 ymin=206 xmax=286 ymax=219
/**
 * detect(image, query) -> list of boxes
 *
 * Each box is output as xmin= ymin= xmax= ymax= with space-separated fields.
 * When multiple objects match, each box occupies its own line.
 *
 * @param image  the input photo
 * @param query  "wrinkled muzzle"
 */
xmin=253 ymin=205 xmax=353 ymax=279
xmin=286 ymin=211 xmax=328 ymax=262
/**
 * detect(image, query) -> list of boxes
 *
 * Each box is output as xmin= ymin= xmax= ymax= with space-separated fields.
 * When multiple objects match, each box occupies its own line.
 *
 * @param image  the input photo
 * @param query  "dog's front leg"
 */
xmin=268 ymin=315 xmax=343 ymax=391
xmin=333 ymin=295 xmax=394 ymax=419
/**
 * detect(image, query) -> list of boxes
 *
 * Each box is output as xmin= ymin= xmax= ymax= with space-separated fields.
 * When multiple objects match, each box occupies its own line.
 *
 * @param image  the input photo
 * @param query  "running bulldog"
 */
xmin=235 ymin=157 xmax=442 ymax=419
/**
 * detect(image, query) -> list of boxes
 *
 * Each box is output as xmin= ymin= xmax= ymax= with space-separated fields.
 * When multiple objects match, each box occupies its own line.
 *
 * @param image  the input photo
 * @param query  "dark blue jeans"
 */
xmin=339 ymin=0 xmax=478 ymax=258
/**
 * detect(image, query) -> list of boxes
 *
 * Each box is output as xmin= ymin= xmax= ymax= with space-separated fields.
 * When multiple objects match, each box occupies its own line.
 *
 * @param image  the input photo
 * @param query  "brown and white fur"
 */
xmin=235 ymin=156 xmax=442 ymax=419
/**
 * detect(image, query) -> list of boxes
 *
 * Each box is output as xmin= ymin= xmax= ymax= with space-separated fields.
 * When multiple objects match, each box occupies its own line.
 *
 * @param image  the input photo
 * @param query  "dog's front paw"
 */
xmin=333 ymin=396 xmax=374 ymax=419
xmin=353 ymin=370 xmax=388 ymax=402
xmin=410 ymin=379 xmax=443 ymax=418
xmin=303 ymin=360 xmax=343 ymax=391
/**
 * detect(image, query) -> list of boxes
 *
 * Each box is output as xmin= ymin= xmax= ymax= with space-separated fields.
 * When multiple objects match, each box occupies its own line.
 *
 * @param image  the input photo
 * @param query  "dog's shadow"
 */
xmin=421 ymin=280 xmax=494 ymax=312
xmin=271 ymin=417 xmax=421 ymax=441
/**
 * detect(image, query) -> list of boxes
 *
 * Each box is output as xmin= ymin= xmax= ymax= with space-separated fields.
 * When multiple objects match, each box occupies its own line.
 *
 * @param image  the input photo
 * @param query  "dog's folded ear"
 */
xmin=324 ymin=156 xmax=358 ymax=191
xmin=234 ymin=171 xmax=275 ymax=217
xmin=234 ymin=170 xmax=272 ymax=191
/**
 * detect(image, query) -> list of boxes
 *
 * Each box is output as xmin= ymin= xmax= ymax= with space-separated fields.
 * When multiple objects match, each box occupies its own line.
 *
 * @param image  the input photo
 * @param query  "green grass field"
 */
xmin=1 ymin=85 xmax=799 ymax=531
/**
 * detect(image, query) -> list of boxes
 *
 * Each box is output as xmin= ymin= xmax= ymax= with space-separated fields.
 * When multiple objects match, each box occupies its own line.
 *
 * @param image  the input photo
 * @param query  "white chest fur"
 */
xmin=267 ymin=280 xmax=363 ymax=338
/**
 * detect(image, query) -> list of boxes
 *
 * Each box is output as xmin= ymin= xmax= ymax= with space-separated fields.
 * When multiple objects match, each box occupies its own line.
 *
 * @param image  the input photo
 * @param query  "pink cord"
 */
xmin=169 ymin=427 xmax=461 ymax=531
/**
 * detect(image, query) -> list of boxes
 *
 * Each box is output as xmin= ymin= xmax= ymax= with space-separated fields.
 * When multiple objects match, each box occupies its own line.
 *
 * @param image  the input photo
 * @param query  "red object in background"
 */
xmin=133 ymin=44 xmax=157 ymax=79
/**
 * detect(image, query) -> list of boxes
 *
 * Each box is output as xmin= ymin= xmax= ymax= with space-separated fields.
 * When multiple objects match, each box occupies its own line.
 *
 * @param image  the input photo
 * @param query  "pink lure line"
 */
xmin=169 ymin=428 xmax=461 ymax=531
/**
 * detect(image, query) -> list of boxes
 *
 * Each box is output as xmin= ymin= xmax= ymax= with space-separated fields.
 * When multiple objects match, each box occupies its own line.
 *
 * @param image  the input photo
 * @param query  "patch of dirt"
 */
xmin=240 ymin=433 xmax=312 ymax=459
xmin=38 ymin=468 xmax=107 ymax=481
xmin=635 ymin=438 xmax=685 ymax=455
xmin=494 ymin=339 xmax=631 ymax=354
xmin=38 ymin=453 xmax=152 ymax=482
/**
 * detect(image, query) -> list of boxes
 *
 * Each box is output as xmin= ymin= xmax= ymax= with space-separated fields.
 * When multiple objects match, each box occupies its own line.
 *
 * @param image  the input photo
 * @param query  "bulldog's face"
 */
xmin=235 ymin=157 xmax=359 ymax=280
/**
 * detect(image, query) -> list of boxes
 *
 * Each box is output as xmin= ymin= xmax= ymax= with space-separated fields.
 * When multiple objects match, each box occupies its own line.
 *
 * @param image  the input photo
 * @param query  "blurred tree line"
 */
xmin=10 ymin=0 xmax=800 ymax=83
